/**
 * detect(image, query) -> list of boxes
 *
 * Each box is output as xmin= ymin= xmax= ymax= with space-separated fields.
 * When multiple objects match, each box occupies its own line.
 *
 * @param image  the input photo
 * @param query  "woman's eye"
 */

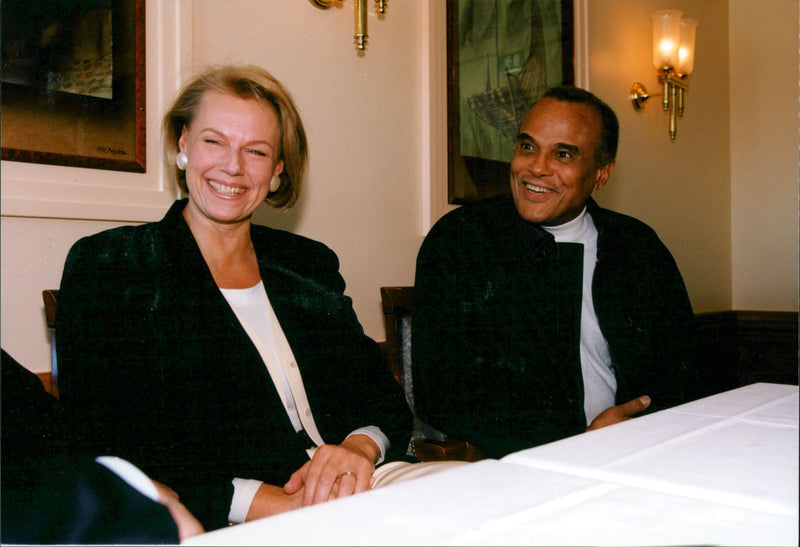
xmin=248 ymin=149 xmax=267 ymax=157
xmin=204 ymin=138 xmax=220 ymax=146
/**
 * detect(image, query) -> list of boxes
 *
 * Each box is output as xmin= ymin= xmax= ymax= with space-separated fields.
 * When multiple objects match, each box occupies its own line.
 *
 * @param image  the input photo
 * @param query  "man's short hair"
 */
xmin=541 ymin=86 xmax=619 ymax=167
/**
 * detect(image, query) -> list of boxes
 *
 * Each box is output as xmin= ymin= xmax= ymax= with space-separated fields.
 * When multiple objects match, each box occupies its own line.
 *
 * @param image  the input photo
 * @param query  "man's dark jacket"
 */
xmin=412 ymin=195 xmax=699 ymax=459
xmin=2 ymin=350 xmax=181 ymax=544
xmin=57 ymin=199 xmax=412 ymax=531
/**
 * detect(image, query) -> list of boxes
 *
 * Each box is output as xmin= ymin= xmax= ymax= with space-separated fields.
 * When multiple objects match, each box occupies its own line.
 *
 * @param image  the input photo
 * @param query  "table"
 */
xmin=183 ymin=383 xmax=798 ymax=546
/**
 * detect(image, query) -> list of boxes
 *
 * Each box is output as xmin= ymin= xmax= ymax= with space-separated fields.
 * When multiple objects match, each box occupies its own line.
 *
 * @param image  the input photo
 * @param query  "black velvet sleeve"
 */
xmin=1 ymin=350 xmax=180 ymax=545
xmin=593 ymin=212 xmax=701 ymax=412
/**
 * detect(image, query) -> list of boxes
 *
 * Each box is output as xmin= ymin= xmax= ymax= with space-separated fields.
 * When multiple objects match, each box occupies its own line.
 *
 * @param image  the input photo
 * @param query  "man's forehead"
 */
xmin=518 ymin=100 xmax=600 ymax=149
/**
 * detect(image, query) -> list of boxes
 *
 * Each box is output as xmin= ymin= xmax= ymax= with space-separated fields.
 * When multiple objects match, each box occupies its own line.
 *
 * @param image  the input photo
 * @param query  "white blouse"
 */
xmin=220 ymin=281 xmax=389 ymax=523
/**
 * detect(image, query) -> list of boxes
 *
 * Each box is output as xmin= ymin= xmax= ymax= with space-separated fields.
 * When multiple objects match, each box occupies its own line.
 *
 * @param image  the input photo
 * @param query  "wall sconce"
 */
xmin=309 ymin=0 xmax=388 ymax=52
xmin=630 ymin=10 xmax=697 ymax=140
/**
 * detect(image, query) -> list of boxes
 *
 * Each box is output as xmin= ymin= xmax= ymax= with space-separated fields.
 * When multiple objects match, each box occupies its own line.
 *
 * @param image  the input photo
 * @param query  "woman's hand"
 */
xmin=245 ymin=483 xmax=305 ymax=521
xmin=283 ymin=434 xmax=379 ymax=506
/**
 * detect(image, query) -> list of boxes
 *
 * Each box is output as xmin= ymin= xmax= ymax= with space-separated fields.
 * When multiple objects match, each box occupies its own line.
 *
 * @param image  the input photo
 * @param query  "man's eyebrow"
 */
xmin=516 ymin=134 xmax=581 ymax=155
xmin=554 ymin=142 xmax=580 ymax=155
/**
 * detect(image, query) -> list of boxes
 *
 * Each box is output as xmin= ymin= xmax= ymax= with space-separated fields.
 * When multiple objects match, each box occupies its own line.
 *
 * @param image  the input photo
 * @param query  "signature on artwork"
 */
xmin=96 ymin=146 xmax=128 ymax=156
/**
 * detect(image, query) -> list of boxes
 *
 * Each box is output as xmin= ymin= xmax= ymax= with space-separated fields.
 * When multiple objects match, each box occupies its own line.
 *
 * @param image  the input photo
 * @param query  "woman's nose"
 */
xmin=221 ymin=150 xmax=243 ymax=175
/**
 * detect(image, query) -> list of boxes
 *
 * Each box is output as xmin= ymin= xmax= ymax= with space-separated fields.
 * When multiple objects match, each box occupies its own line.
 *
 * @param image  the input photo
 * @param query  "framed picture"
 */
xmin=1 ymin=0 xmax=145 ymax=173
xmin=447 ymin=0 xmax=574 ymax=204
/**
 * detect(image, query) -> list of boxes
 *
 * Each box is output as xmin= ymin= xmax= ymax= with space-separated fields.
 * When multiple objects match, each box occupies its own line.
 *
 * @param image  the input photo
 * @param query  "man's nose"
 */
xmin=530 ymin=152 xmax=550 ymax=176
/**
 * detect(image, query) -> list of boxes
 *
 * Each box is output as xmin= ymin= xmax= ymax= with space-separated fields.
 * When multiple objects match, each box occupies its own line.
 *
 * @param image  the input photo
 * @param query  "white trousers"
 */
xmin=371 ymin=460 xmax=470 ymax=488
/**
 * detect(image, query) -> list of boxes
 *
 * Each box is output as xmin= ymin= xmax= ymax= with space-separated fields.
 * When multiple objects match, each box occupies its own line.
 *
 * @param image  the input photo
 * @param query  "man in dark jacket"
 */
xmin=1 ymin=349 xmax=203 ymax=543
xmin=412 ymin=86 xmax=700 ymax=459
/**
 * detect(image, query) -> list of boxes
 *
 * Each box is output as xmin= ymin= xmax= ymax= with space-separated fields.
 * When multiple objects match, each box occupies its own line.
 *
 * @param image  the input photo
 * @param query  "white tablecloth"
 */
xmin=183 ymin=383 xmax=799 ymax=546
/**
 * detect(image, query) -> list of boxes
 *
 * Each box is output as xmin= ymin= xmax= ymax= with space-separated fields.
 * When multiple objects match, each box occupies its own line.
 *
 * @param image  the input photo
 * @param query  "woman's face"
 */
xmin=179 ymin=90 xmax=283 ymax=226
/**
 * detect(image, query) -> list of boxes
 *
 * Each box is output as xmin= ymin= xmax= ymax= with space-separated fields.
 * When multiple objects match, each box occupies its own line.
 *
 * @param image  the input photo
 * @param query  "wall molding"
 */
xmin=0 ymin=0 xmax=192 ymax=223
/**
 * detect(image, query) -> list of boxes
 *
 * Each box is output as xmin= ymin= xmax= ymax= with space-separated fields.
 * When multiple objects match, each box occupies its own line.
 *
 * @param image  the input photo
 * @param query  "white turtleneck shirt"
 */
xmin=541 ymin=207 xmax=617 ymax=425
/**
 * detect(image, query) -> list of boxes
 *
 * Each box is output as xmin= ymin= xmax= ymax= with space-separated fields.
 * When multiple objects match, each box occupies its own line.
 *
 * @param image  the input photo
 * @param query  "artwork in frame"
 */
xmin=1 ymin=0 xmax=145 ymax=173
xmin=447 ymin=0 xmax=574 ymax=204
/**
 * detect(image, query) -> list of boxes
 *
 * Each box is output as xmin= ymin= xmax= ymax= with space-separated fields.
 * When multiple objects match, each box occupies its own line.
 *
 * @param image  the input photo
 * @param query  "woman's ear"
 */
xmin=178 ymin=126 xmax=187 ymax=154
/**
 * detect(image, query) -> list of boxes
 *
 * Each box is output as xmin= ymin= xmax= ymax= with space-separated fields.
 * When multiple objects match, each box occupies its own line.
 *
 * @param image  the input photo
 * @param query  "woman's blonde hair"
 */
xmin=162 ymin=65 xmax=307 ymax=209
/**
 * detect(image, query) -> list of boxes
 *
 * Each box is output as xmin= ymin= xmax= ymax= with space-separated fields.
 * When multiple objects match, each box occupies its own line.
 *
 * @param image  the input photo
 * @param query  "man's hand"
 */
xmin=283 ymin=434 xmax=379 ymax=506
xmin=152 ymin=480 xmax=205 ymax=540
xmin=586 ymin=395 xmax=651 ymax=431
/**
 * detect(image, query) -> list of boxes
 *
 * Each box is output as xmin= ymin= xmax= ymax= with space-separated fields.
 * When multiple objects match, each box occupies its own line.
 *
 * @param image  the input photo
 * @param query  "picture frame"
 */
xmin=1 ymin=0 xmax=146 ymax=173
xmin=447 ymin=0 xmax=574 ymax=204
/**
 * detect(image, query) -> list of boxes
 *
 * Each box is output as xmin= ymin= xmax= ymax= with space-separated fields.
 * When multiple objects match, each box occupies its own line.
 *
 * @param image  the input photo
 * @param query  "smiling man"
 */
xmin=412 ymin=86 xmax=700 ymax=459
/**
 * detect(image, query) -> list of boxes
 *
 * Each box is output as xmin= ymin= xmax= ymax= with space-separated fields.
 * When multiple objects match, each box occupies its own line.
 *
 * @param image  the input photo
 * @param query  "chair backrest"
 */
xmin=42 ymin=289 xmax=60 ymax=398
xmin=380 ymin=286 xmax=414 ymax=396
xmin=380 ymin=286 xmax=484 ymax=461
xmin=381 ymin=285 xmax=452 ymax=434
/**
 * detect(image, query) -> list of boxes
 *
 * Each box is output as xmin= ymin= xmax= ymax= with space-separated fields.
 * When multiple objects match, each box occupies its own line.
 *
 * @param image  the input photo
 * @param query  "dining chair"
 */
xmin=380 ymin=286 xmax=483 ymax=462
xmin=41 ymin=289 xmax=60 ymax=398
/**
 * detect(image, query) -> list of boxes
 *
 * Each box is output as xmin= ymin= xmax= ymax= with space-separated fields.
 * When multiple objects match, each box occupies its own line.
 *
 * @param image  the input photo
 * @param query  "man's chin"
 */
xmin=515 ymin=204 xmax=556 ymax=225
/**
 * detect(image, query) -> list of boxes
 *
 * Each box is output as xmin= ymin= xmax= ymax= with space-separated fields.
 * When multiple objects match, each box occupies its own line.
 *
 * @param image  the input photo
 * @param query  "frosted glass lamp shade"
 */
xmin=651 ymin=10 xmax=683 ymax=70
xmin=677 ymin=18 xmax=698 ymax=75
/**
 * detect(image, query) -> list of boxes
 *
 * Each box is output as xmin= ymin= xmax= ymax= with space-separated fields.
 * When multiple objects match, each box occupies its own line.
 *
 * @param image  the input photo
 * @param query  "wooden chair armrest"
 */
xmin=411 ymin=437 xmax=483 ymax=462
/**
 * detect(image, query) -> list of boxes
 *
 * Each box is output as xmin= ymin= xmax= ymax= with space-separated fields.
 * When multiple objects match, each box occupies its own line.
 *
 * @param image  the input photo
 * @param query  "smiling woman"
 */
xmin=54 ymin=64 xmax=414 ymax=532
xmin=162 ymin=66 xmax=306 ymax=210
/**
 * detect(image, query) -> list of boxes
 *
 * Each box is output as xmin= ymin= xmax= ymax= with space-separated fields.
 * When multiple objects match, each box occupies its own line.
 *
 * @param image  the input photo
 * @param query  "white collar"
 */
xmin=541 ymin=206 xmax=593 ymax=244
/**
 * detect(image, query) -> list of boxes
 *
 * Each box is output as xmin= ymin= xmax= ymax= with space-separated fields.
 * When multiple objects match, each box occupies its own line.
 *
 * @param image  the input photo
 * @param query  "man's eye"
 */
xmin=556 ymin=150 xmax=574 ymax=160
xmin=518 ymin=142 xmax=534 ymax=151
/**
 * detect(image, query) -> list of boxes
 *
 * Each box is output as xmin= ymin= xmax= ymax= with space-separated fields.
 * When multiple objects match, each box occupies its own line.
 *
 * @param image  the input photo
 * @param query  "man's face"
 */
xmin=509 ymin=97 xmax=614 ymax=226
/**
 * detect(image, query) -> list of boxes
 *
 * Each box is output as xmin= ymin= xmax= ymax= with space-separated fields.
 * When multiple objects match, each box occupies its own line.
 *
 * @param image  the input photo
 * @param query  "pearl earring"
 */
xmin=176 ymin=152 xmax=188 ymax=170
xmin=269 ymin=175 xmax=281 ymax=193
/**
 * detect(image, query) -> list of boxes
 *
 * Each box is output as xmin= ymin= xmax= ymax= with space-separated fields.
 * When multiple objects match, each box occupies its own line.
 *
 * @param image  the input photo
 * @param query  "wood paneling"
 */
xmin=695 ymin=310 xmax=798 ymax=394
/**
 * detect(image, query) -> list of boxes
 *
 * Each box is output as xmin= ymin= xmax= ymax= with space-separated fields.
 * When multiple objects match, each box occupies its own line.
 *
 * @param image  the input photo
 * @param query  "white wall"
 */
xmin=2 ymin=0 xmax=798 ymax=374
xmin=729 ymin=0 xmax=799 ymax=310
xmin=586 ymin=0 xmax=798 ymax=314
xmin=586 ymin=0 xmax=733 ymax=313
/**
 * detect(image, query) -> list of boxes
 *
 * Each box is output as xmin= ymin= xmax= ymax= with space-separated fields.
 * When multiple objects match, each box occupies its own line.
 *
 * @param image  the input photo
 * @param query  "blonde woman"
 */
xmin=57 ymin=65 xmax=413 ymax=532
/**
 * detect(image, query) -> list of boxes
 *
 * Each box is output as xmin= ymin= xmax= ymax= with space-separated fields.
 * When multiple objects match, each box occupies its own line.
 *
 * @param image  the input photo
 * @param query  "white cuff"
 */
xmin=94 ymin=456 xmax=159 ymax=502
xmin=347 ymin=426 xmax=389 ymax=465
xmin=229 ymin=478 xmax=264 ymax=524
